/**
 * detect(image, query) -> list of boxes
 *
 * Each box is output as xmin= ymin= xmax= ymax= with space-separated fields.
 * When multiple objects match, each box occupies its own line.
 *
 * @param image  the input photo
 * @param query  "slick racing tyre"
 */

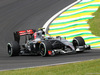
xmin=39 ymin=41 xmax=52 ymax=57
xmin=7 ymin=41 xmax=20 ymax=57
xmin=72 ymin=36 xmax=85 ymax=52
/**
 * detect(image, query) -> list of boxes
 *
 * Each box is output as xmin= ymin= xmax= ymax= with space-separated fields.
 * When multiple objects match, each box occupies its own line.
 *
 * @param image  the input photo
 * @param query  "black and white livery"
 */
xmin=7 ymin=28 xmax=91 ymax=57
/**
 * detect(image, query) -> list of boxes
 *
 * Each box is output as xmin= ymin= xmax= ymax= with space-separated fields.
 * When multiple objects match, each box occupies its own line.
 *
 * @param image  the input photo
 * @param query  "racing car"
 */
xmin=7 ymin=28 xmax=91 ymax=57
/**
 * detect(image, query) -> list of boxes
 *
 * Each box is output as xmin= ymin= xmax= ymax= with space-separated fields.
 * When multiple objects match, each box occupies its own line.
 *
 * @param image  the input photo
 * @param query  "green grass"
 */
xmin=0 ymin=59 xmax=100 ymax=75
xmin=88 ymin=7 xmax=100 ymax=36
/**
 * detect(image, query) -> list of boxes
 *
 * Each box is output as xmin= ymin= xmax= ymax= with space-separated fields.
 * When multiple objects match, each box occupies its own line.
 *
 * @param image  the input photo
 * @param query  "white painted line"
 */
xmin=80 ymin=0 xmax=93 ymax=3
xmin=69 ymin=2 xmax=100 ymax=10
xmin=0 ymin=59 xmax=96 ymax=72
xmin=49 ymin=27 xmax=90 ymax=34
xmin=52 ymin=15 xmax=94 ymax=23
xmin=49 ymin=21 xmax=88 ymax=29
xmin=86 ymin=40 xmax=100 ymax=44
xmin=43 ymin=0 xmax=82 ymax=34
xmin=60 ymin=8 xmax=98 ymax=17
xmin=49 ymin=31 xmax=91 ymax=36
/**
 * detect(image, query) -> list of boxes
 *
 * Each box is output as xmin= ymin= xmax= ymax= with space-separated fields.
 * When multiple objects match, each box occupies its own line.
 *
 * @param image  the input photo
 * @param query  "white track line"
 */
xmin=0 ymin=59 xmax=95 ymax=72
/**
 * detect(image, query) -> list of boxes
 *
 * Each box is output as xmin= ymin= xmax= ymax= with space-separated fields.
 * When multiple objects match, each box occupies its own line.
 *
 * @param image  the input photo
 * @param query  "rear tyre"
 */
xmin=39 ymin=41 xmax=52 ymax=57
xmin=72 ymin=36 xmax=85 ymax=52
xmin=7 ymin=41 xmax=20 ymax=57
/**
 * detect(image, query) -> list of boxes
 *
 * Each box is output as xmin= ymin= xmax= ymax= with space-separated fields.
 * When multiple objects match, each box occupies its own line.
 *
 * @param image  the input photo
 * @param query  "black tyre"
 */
xmin=72 ymin=36 xmax=85 ymax=49
xmin=7 ymin=41 xmax=20 ymax=57
xmin=39 ymin=41 xmax=52 ymax=57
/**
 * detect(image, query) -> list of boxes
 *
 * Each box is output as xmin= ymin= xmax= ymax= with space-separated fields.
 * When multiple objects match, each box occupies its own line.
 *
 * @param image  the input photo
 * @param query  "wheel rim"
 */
xmin=40 ymin=43 xmax=46 ymax=56
xmin=7 ymin=43 xmax=13 ymax=56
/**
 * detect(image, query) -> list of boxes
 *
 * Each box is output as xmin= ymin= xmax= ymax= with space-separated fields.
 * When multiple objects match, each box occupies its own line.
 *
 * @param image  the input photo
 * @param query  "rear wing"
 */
xmin=14 ymin=29 xmax=36 ymax=43
xmin=17 ymin=29 xmax=35 ymax=35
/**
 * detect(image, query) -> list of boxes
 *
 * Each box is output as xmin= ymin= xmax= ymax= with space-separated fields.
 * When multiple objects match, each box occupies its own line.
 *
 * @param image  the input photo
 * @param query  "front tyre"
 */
xmin=72 ymin=36 xmax=85 ymax=52
xmin=39 ymin=41 xmax=52 ymax=57
xmin=7 ymin=41 xmax=20 ymax=57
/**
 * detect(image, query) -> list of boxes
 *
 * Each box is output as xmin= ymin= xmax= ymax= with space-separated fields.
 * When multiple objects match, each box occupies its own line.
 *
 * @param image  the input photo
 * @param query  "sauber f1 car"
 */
xmin=7 ymin=28 xmax=91 ymax=57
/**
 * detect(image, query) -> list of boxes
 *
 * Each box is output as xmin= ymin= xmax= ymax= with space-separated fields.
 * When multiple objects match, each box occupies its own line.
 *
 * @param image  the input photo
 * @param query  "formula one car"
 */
xmin=7 ymin=28 xmax=91 ymax=57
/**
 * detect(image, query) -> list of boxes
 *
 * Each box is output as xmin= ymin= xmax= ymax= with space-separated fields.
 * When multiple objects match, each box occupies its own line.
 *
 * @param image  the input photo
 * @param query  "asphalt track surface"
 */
xmin=0 ymin=0 xmax=100 ymax=71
